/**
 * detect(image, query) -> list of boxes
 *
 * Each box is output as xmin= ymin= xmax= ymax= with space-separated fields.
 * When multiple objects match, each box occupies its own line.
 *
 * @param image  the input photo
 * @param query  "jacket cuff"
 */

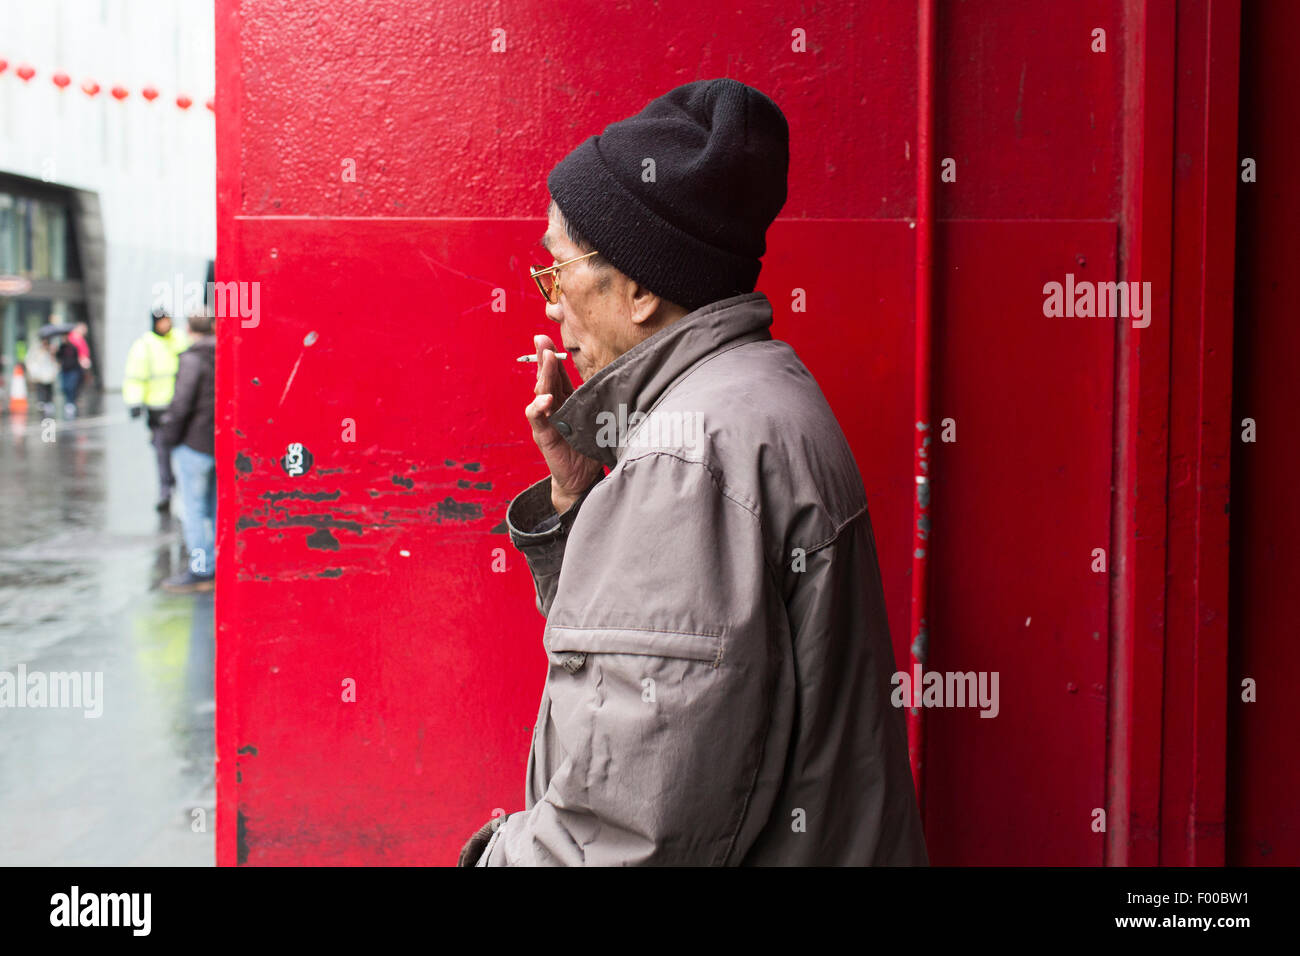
xmin=473 ymin=814 xmax=511 ymax=866
xmin=507 ymin=475 xmax=598 ymax=552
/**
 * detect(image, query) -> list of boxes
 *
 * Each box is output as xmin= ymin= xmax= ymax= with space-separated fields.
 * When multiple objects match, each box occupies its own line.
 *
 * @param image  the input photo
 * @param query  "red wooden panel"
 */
xmin=221 ymin=218 xmax=552 ymax=863
xmin=230 ymin=0 xmax=921 ymax=220
xmin=1159 ymin=0 xmax=1238 ymax=867
xmin=923 ymin=220 xmax=1116 ymax=865
xmin=216 ymin=213 xmax=921 ymax=864
xmin=939 ymin=0 xmax=1125 ymax=220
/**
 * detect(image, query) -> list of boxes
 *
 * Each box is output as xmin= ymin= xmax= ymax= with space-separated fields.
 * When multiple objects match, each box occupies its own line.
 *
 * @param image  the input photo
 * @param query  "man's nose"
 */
xmin=544 ymin=302 xmax=563 ymax=323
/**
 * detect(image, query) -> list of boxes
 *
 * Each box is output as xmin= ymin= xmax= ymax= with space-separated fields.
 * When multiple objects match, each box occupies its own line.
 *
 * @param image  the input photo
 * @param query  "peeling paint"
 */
xmin=238 ymin=744 xmax=259 ymax=756
xmin=306 ymin=527 xmax=341 ymax=550
xmin=262 ymin=489 xmax=342 ymax=504
xmin=462 ymin=462 xmax=482 ymax=472
xmin=392 ymin=474 xmax=414 ymax=489
xmin=490 ymin=520 xmax=508 ymax=534
xmin=317 ymin=568 xmax=344 ymax=578
xmin=235 ymin=452 xmax=253 ymax=473
xmin=436 ymin=497 xmax=483 ymax=522
xmin=910 ymin=625 xmax=929 ymax=664
xmin=237 ymin=807 xmax=249 ymax=865
xmin=237 ymin=515 xmax=261 ymax=530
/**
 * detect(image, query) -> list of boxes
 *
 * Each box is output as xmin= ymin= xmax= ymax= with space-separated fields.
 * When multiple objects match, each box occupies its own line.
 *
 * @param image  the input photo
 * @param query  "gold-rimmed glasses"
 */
xmin=529 ymin=251 xmax=598 ymax=304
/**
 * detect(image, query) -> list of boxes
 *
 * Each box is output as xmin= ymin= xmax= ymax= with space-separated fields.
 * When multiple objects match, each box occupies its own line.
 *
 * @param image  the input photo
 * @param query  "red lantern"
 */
xmin=0 ymin=59 xmax=9 ymax=74
xmin=176 ymin=94 xmax=193 ymax=110
xmin=111 ymin=85 xmax=129 ymax=100
xmin=206 ymin=97 xmax=215 ymax=112
xmin=52 ymin=72 xmax=71 ymax=90
xmin=81 ymin=80 xmax=100 ymax=97
xmin=16 ymin=64 xmax=35 ymax=82
xmin=142 ymin=86 xmax=159 ymax=102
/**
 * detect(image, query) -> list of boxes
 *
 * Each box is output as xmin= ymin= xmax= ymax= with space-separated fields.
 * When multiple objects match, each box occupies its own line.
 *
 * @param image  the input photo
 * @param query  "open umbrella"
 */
xmin=38 ymin=323 xmax=76 ymax=339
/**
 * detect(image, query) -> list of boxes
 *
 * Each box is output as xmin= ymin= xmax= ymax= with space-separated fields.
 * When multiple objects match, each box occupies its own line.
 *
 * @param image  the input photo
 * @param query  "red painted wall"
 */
xmin=214 ymin=0 xmax=1295 ymax=865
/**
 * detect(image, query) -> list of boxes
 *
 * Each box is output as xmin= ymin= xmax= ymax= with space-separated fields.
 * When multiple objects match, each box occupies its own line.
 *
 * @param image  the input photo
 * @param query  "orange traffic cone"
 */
xmin=8 ymin=363 xmax=28 ymax=414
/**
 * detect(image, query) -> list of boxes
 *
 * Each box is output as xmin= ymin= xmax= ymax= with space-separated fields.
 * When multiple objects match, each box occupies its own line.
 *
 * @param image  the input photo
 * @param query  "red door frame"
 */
xmin=1108 ymin=0 xmax=1239 ymax=866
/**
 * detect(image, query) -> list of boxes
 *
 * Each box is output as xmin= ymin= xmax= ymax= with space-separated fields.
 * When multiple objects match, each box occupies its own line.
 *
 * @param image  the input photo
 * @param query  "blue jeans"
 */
xmin=171 ymin=443 xmax=217 ymax=576
xmin=58 ymin=368 xmax=83 ymax=408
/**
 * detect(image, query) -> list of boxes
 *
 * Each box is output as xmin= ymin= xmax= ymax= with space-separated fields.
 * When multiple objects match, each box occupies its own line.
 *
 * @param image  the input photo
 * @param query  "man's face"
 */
xmin=539 ymin=204 xmax=641 ymax=382
xmin=156 ymin=317 xmax=172 ymax=336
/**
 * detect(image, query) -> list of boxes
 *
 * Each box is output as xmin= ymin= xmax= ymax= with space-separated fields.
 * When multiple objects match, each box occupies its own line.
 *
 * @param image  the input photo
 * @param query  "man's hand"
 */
xmin=129 ymin=406 xmax=143 ymax=419
xmin=525 ymin=334 xmax=603 ymax=515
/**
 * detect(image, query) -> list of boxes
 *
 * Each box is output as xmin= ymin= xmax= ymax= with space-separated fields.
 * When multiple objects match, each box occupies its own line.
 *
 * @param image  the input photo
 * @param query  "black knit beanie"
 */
xmin=547 ymin=78 xmax=790 ymax=313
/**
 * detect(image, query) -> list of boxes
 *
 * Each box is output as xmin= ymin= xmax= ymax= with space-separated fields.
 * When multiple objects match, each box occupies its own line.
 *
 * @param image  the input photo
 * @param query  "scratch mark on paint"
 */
xmin=278 ymin=350 xmax=305 ymax=407
xmin=1014 ymin=61 xmax=1026 ymax=138
xmin=417 ymin=249 xmax=497 ymax=289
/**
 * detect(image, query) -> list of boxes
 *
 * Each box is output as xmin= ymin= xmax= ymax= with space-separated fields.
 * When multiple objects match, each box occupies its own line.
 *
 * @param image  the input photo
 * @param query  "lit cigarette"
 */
xmin=516 ymin=352 xmax=568 ymax=362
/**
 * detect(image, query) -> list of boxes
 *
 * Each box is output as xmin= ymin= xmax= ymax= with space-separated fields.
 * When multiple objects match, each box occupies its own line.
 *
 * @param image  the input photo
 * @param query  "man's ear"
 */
xmin=628 ymin=283 xmax=663 ymax=327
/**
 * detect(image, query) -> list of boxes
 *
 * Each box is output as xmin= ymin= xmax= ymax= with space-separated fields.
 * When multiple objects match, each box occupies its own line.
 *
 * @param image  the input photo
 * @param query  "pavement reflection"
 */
xmin=0 ymin=393 xmax=215 ymax=865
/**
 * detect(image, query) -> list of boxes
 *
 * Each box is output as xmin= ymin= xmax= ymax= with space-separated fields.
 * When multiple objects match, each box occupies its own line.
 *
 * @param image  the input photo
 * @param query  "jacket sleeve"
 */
xmin=481 ymin=451 xmax=781 ymax=866
xmin=121 ymin=339 xmax=147 ymax=406
xmin=505 ymin=475 xmax=602 ymax=618
xmin=160 ymin=352 xmax=198 ymax=448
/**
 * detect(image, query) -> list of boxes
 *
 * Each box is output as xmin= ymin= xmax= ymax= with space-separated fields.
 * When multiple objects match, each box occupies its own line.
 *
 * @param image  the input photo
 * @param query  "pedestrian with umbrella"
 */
xmin=49 ymin=321 xmax=84 ymax=419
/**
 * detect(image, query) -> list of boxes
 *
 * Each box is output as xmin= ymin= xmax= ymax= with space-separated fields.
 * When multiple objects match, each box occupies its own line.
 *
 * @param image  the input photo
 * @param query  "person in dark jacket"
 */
xmin=55 ymin=335 xmax=84 ymax=419
xmin=160 ymin=312 xmax=217 ymax=593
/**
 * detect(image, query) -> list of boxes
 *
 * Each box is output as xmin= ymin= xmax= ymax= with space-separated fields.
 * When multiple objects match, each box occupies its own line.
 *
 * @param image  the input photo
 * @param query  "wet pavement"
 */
xmin=0 ymin=392 xmax=214 ymax=865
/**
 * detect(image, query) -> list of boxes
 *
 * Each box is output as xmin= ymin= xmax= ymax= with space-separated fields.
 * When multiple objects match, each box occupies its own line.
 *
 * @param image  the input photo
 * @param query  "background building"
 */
xmin=0 ymin=0 xmax=214 ymax=394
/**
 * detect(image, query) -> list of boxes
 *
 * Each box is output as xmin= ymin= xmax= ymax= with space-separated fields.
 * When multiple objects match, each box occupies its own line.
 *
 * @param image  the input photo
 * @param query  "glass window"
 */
xmin=0 ymin=191 xmax=74 ymax=280
xmin=0 ymin=192 xmax=14 ymax=274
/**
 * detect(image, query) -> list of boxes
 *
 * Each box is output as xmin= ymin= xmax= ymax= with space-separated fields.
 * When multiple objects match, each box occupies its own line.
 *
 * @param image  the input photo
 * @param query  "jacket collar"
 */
xmin=552 ymin=291 xmax=773 ymax=468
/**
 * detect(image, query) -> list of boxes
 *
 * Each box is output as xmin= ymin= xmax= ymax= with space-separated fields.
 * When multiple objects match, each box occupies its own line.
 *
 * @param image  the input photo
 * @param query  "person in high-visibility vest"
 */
xmin=123 ymin=309 xmax=189 ymax=513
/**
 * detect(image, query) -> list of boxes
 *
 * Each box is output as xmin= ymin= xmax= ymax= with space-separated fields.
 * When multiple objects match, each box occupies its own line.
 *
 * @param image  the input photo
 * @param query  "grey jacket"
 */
xmin=478 ymin=291 xmax=928 ymax=866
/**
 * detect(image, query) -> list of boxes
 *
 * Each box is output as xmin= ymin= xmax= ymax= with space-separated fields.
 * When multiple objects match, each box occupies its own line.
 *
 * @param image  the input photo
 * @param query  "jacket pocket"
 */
xmin=545 ymin=625 xmax=723 ymax=673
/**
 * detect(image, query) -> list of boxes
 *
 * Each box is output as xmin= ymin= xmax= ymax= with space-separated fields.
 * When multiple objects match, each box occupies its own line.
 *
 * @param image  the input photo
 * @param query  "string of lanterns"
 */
xmin=0 ymin=57 xmax=213 ymax=112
